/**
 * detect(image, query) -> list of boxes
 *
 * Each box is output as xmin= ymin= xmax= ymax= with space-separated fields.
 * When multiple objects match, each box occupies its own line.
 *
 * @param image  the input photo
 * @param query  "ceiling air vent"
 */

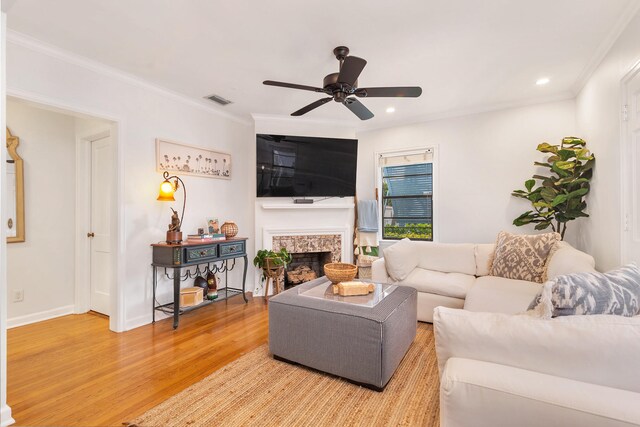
xmin=204 ymin=94 xmax=233 ymax=106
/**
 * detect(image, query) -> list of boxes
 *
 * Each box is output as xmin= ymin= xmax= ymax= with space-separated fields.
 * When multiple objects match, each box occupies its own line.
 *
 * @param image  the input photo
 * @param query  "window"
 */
xmin=379 ymin=149 xmax=434 ymax=241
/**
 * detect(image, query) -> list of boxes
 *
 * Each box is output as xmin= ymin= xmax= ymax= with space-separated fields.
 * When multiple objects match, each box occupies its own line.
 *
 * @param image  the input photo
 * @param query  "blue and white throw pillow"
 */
xmin=528 ymin=264 xmax=640 ymax=318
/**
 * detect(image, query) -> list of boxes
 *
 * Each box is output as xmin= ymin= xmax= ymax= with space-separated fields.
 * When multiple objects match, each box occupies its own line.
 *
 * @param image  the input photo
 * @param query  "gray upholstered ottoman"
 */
xmin=269 ymin=277 xmax=417 ymax=391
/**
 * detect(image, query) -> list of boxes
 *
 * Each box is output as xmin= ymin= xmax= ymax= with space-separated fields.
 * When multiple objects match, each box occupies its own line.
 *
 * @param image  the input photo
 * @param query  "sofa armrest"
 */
xmin=372 ymin=257 xmax=391 ymax=283
xmin=434 ymin=307 xmax=640 ymax=393
xmin=441 ymin=358 xmax=640 ymax=427
xmin=547 ymin=241 xmax=597 ymax=279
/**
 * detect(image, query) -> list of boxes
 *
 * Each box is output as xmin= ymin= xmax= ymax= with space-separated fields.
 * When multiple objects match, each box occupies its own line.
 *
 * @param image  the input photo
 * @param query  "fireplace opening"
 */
xmin=285 ymin=251 xmax=333 ymax=289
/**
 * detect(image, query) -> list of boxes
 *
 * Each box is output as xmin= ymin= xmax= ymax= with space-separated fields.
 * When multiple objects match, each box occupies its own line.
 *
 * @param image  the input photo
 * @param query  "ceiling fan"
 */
xmin=263 ymin=46 xmax=422 ymax=120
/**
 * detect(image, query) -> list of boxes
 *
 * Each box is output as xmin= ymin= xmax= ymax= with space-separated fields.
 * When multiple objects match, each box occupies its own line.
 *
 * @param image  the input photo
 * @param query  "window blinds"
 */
xmin=378 ymin=148 xmax=433 ymax=167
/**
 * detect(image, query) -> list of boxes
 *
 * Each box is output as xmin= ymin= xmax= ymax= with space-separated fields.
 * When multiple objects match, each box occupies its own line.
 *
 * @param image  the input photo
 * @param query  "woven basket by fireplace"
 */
xmin=357 ymin=255 xmax=379 ymax=280
xmin=324 ymin=262 xmax=358 ymax=284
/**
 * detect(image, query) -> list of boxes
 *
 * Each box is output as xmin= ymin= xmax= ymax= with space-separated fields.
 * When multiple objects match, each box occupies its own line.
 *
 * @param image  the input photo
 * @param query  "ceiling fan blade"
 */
xmin=343 ymin=98 xmax=374 ymax=120
xmin=337 ymin=56 xmax=367 ymax=86
xmin=355 ymin=86 xmax=423 ymax=98
xmin=263 ymin=80 xmax=325 ymax=93
xmin=291 ymin=97 xmax=333 ymax=116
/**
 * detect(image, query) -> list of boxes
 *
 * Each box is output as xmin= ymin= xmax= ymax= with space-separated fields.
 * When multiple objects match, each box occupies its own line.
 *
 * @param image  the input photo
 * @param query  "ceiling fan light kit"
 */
xmin=263 ymin=46 xmax=422 ymax=120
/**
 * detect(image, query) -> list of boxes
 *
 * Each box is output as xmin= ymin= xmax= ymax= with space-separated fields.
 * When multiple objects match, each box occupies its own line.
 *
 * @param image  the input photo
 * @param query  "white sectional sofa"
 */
xmin=371 ymin=239 xmax=596 ymax=322
xmin=373 ymin=238 xmax=640 ymax=426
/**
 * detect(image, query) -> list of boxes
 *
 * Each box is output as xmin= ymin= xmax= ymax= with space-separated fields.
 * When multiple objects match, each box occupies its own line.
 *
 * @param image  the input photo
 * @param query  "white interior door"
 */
xmin=89 ymin=135 xmax=113 ymax=315
xmin=623 ymin=68 xmax=640 ymax=264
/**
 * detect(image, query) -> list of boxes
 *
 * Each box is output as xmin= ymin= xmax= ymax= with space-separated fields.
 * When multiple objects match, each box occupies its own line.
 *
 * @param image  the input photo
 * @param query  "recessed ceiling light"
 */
xmin=536 ymin=77 xmax=550 ymax=86
xmin=386 ymin=107 xmax=396 ymax=113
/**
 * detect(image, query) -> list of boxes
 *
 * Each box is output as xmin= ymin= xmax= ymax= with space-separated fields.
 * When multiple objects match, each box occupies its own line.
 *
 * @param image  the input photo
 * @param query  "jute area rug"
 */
xmin=132 ymin=323 xmax=439 ymax=426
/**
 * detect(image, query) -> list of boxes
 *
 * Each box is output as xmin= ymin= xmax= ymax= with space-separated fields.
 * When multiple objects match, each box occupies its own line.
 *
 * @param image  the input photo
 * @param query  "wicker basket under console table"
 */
xmin=151 ymin=238 xmax=248 ymax=329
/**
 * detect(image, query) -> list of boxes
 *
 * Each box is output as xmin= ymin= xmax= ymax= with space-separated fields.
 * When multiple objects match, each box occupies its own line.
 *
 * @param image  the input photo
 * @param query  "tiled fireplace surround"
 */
xmin=271 ymin=234 xmax=342 ymax=263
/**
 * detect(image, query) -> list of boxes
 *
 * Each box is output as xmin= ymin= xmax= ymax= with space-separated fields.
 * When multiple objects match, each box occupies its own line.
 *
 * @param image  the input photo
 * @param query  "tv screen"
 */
xmin=256 ymin=134 xmax=358 ymax=198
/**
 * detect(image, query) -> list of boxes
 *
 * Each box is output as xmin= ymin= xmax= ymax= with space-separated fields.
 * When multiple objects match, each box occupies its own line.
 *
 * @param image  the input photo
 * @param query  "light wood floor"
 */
xmin=7 ymin=295 xmax=269 ymax=426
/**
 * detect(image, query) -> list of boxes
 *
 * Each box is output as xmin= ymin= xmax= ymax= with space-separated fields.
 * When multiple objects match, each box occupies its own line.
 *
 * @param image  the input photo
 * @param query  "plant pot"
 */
xmin=264 ymin=257 xmax=283 ymax=271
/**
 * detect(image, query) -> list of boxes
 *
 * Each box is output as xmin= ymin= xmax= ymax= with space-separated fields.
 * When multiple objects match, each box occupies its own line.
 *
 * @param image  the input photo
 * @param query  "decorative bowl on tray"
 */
xmin=324 ymin=262 xmax=358 ymax=284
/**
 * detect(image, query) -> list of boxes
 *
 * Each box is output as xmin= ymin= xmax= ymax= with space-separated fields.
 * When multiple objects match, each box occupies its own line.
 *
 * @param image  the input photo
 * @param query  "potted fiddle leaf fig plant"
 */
xmin=253 ymin=248 xmax=293 ymax=282
xmin=512 ymin=137 xmax=595 ymax=239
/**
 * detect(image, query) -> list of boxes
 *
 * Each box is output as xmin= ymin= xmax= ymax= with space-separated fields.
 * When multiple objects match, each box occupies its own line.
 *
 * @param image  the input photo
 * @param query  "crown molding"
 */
xmin=571 ymin=0 xmax=640 ymax=95
xmin=355 ymin=91 xmax=576 ymax=134
xmin=252 ymin=91 xmax=575 ymax=135
xmin=6 ymin=30 xmax=253 ymax=126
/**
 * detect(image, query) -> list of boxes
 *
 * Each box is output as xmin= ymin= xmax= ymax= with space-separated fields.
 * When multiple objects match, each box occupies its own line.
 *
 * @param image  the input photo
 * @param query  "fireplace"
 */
xmin=271 ymin=233 xmax=342 ymax=289
xmin=285 ymin=251 xmax=333 ymax=288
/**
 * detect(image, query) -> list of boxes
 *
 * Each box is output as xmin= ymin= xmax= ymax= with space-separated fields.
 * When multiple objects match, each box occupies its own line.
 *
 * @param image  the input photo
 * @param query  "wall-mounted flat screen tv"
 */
xmin=256 ymin=134 xmax=358 ymax=198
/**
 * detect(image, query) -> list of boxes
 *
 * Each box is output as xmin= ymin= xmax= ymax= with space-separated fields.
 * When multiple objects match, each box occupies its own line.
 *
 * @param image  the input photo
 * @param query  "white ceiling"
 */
xmin=4 ymin=0 xmax=637 ymax=129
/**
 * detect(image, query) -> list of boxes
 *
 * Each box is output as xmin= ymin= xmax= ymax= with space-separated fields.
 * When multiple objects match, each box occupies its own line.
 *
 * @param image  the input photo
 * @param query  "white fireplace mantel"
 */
xmin=260 ymin=202 xmax=355 ymax=210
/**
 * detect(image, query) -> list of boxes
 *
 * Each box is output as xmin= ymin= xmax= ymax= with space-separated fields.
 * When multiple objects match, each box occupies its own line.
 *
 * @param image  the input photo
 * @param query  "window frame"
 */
xmin=375 ymin=146 xmax=438 ymax=243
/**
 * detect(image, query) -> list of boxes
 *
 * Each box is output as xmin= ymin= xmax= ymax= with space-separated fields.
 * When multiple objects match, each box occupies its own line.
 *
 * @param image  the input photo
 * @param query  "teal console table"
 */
xmin=151 ymin=237 xmax=248 ymax=329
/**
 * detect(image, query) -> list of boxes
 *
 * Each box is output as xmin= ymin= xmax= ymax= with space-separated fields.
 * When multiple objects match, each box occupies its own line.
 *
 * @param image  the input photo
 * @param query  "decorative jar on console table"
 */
xmin=151 ymin=237 xmax=248 ymax=329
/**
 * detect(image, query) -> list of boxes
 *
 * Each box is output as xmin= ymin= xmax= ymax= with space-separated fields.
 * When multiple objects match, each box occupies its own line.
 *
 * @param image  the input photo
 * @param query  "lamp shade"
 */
xmin=157 ymin=180 xmax=176 ymax=201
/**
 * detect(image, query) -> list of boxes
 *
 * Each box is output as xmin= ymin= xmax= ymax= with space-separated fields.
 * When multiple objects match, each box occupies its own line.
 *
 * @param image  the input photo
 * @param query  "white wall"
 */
xmin=5 ymin=100 xmax=77 ymax=325
xmin=356 ymin=99 xmax=578 ymax=245
xmin=252 ymin=116 xmax=357 ymax=293
xmin=576 ymin=11 xmax=640 ymax=271
xmin=6 ymin=34 xmax=254 ymax=331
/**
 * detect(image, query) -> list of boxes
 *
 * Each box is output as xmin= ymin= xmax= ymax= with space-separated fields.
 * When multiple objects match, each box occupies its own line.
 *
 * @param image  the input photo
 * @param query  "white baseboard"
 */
xmin=124 ymin=313 xmax=153 ymax=331
xmin=7 ymin=305 xmax=75 ymax=329
xmin=0 ymin=404 xmax=15 ymax=426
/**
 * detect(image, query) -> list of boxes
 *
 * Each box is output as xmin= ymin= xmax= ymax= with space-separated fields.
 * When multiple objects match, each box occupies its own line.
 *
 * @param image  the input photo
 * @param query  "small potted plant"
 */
xmin=253 ymin=248 xmax=292 ymax=278
xmin=253 ymin=248 xmax=292 ymax=296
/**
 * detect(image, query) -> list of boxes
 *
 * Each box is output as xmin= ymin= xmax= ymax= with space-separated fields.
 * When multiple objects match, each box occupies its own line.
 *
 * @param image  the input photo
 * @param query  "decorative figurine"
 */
xmin=169 ymin=208 xmax=181 ymax=231
xmin=206 ymin=271 xmax=218 ymax=300
xmin=166 ymin=208 xmax=183 ymax=244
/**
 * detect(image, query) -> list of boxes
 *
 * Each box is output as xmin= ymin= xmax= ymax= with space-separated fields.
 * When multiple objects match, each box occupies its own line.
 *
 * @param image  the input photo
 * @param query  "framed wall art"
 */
xmin=156 ymin=138 xmax=231 ymax=179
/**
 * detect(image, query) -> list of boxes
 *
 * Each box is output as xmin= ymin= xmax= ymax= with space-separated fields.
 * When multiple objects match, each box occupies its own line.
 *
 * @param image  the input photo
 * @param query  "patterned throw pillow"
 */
xmin=528 ymin=264 xmax=640 ymax=318
xmin=489 ymin=231 xmax=561 ymax=283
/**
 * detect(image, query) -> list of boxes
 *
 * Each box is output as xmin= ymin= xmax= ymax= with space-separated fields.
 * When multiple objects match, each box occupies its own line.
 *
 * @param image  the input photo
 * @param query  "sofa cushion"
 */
xmin=413 ymin=242 xmax=477 ymax=275
xmin=489 ymin=231 xmax=560 ymax=283
xmin=529 ymin=264 xmax=640 ymax=318
xmin=382 ymin=238 xmax=419 ymax=282
xmin=464 ymin=275 xmax=542 ymax=314
xmin=399 ymin=268 xmax=475 ymax=299
xmin=546 ymin=241 xmax=597 ymax=279
xmin=474 ymin=243 xmax=494 ymax=276
xmin=434 ymin=307 xmax=640 ymax=393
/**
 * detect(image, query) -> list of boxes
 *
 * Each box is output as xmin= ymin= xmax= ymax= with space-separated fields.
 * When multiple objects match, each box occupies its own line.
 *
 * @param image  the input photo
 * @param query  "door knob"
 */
xmin=87 ymin=232 xmax=95 ymax=238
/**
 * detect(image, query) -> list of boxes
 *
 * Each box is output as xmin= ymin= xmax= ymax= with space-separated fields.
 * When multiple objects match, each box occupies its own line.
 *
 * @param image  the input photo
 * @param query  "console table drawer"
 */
xmin=220 ymin=241 xmax=245 ymax=257
xmin=185 ymin=246 xmax=218 ymax=263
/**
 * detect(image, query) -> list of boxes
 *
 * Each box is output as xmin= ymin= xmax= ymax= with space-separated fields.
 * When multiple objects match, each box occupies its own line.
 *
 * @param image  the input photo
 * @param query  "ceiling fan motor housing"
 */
xmin=323 ymin=72 xmax=357 ymax=101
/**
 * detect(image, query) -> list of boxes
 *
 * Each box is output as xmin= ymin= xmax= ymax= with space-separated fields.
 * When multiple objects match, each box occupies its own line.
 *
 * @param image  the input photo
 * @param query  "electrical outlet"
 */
xmin=13 ymin=290 xmax=24 ymax=302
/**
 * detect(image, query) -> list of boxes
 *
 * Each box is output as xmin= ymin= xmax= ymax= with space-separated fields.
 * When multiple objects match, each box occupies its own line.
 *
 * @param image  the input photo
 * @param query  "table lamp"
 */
xmin=157 ymin=171 xmax=187 ymax=244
